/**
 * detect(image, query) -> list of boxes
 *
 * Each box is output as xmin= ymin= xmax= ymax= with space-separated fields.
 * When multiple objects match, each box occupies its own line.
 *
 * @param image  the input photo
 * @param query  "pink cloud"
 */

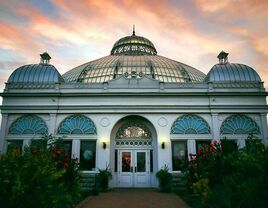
xmin=0 ymin=0 xmax=267 ymax=87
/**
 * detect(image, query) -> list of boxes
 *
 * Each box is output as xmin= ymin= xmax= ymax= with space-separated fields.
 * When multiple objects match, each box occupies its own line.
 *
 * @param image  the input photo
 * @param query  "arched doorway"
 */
xmin=110 ymin=115 xmax=158 ymax=188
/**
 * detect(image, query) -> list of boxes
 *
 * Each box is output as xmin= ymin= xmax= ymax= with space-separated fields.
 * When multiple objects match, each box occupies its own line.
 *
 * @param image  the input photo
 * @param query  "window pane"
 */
xmin=80 ymin=141 xmax=96 ymax=171
xmin=196 ymin=140 xmax=211 ymax=153
xmin=7 ymin=140 xmax=23 ymax=155
xmin=114 ymin=150 xmax=118 ymax=172
xmin=172 ymin=141 xmax=187 ymax=171
xmin=150 ymin=150 xmax=153 ymax=172
xmin=137 ymin=152 xmax=146 ymax=172
xmin=122 ymin=152 xmax=131 ymax=172
xmin=63 ymin=141 xmax=72 ymax=159
xmin=221 ymin=139 xmax=238 ymax=154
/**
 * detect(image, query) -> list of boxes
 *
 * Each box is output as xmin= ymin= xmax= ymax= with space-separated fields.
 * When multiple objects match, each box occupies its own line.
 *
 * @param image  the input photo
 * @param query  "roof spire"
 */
xmin=132 ymin=24 xmax=135 ymax=36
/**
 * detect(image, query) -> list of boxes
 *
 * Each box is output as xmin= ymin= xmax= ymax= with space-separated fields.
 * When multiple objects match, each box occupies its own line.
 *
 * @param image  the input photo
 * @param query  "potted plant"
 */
xmin=98 ymin=166 xmax=112 ymax=192
xmin=156 ymin=164 xmax=173 ymax=192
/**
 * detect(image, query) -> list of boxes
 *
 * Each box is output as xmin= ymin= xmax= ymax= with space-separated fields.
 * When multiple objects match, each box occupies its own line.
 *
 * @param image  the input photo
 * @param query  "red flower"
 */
xmin=64 ymin=163 xmax=69 ymax=168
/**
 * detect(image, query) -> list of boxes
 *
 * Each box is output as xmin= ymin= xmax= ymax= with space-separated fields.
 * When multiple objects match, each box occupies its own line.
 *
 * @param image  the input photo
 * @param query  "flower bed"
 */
xmin=0 ymin=135 xmax=81 ymax=208
xmin=181 ymin=137 xmax=268 ymax=208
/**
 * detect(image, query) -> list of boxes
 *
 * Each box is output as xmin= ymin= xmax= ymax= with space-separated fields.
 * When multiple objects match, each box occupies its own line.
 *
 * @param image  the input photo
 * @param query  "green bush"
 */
xmin=156 ymin=164 xmax=173 ymax=193
xmin=182 ymin=138 xmax=268 ymax=208
xmin=0 ymin=135 xmax=81 ymax=208
xmin=98 ymin=166 xmax=112 ymax=192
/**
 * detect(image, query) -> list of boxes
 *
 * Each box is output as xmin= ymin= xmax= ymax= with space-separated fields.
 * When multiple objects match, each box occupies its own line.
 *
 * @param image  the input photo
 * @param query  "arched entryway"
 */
xmin=110 ymin=115 xmax=158 ymax=188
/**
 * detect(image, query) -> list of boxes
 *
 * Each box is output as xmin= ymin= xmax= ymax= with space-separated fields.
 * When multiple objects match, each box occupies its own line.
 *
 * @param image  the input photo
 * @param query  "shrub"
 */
xmin=0 ymin=135 xmax=81 ymax=208
xmin=98 ymin=166 xmax=112 ymax=192
xmin=156 ymin=164 xmax=172 ymax=193
xmin=182 ymin=137 xmax=268 ymax=208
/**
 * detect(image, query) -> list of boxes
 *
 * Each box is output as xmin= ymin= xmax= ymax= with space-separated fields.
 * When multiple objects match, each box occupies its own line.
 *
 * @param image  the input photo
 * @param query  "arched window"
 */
xmin=171 ymin=114 xmax=211 ymax=134
xmin=220 ymin=114 xmax=260 ymax=135
xmin=9 ymin=115 xmax=48 ymax=135
xmin=116 ymin=122 xmax=152 ymax=139
xmin=115 ymin=121 xmax=152 ymax=147
xmin=57 ymin=115 xmax=96 ymax=135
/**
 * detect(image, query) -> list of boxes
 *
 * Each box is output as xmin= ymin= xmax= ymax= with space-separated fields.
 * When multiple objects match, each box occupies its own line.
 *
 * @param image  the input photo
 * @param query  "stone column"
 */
xmin=49 ymin=113 xmax=57 ymax=135
xmin=72 ymin=139 xmax=80 ymax=159
xmin=211 ymin=113 xmax=220 ymax=140
xmin=260 ymin=113 xmax=268 ymax=145
xmin=187 ymin=139 xmax=196 ymax=160
xmin=0 ymin=114 xmax=8 ymax=154
xmin=237 ymin=139 xmax=246 ymax=149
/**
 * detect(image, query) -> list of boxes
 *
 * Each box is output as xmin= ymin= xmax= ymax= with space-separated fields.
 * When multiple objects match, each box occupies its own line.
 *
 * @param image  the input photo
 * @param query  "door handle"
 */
xmin=130 ymin=166 xmax=133 ymax=172
xmin=135 ymin=166 xmax=137 ymax=172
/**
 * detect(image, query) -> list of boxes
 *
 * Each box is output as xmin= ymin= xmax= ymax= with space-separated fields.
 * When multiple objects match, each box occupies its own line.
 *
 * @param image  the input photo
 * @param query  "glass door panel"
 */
xmin=136 ymin=152 xmax=146 ymax=172
xmin=122 ymin=152 xmax=131 ymax=172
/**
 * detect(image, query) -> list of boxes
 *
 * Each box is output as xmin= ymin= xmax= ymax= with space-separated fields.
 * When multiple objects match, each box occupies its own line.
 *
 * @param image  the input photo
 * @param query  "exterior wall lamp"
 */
xmin=102 ymin=142 xmax=107 ymax=149
xmin=161 ymin=142 xmax=165 ymax=149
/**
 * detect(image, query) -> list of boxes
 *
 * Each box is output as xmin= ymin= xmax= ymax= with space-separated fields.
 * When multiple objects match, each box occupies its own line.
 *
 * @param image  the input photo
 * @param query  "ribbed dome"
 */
xmin=63 ymin=31 xmax=206 ymax=83
xmin=63 ymin=55 xmax=205 ymax=83
xmin=111 ymin=33 xmax=157 ymax=55
xmin=205 ymin=63 xmax=261 ymax=82
xmin=8 ymin=64 xmax=64 ymax=83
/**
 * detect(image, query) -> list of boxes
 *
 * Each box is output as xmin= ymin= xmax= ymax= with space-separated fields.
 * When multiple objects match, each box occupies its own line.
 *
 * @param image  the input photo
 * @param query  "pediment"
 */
xmin=106 ymin=74 xmax=160 ymax=89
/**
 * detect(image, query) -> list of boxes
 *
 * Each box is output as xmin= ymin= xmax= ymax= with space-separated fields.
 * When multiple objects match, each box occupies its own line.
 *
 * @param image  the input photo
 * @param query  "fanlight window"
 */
xmin=220 ymin=115 xmax=260 ymax=135
xmin=171 ymin=115 xmax=211 ymax=134
xmin=58 ymin=115 xmax=96 ymax=135
xmin=9 ymin=115 xmax=48 ymax=135
xmin=116 ymin=122 xmax=151 ymax=139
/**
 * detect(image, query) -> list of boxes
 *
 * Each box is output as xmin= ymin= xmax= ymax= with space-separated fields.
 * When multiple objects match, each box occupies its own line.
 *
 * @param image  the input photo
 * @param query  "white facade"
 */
xmin=1 ymin=35 xmax=268 ymax=188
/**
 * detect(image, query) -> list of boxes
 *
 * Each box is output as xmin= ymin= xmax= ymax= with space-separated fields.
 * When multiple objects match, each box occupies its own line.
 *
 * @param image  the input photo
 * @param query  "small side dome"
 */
xmin=205 ymin=51 xmax=261 ymax=82
xmin=8 ymin=52 xmax=64 ymax=83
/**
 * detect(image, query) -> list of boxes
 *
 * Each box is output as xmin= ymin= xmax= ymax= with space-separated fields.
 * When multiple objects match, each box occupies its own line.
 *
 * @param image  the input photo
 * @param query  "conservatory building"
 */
xmin=0 ymin=30 xmax=267 ymax=188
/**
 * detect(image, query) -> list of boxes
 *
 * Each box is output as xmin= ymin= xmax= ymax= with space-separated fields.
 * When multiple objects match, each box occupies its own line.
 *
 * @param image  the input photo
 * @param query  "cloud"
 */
xmin=0 ymin=0 xmax=267 ymax=87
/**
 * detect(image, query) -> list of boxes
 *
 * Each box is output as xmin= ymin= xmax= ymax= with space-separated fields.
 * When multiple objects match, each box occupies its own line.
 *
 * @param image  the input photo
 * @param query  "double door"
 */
xmin=118 ymin=149 xmax=150 ymax=187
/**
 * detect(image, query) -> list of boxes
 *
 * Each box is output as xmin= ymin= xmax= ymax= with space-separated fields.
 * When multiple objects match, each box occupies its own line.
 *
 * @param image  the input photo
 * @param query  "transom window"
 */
xmin=9 ymin=115 xmax=48 ymax=135
xmin=171 ymin=114 xmax=211 ymax=134
xmin=220 ymin=114 xmax=260 ymax=135
xmin=116 ymin=122 xmax=151 ymax=139
xmin=57 ymin=115 xmax=96 ymax=135
xmin=115 ymin=122 xmax=152 ymax=147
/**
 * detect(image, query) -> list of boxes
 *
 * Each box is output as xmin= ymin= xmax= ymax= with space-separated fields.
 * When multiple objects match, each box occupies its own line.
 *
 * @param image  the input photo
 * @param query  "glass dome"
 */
xmin=63 ymin=32 xmax=206 ymax=83
xmin=111 ymin=34 xmax=157 ymax=55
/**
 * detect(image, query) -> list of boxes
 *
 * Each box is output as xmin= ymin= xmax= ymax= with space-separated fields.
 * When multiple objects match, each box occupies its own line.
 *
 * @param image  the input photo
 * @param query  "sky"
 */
xmin=0 ymin=0 xmax=268 ymax=92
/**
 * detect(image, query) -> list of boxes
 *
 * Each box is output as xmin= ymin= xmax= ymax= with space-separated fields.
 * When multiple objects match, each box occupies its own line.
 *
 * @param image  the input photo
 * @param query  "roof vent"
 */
xmin=40 ymin=52 xmax=51 ymax=65
xmin=217 ymin=51 xmax=228 ymax=64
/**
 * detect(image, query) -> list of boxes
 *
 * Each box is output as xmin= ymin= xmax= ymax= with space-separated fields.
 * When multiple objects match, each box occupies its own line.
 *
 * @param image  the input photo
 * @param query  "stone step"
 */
xmin=79 ymin=173 xmax=98 ymax=192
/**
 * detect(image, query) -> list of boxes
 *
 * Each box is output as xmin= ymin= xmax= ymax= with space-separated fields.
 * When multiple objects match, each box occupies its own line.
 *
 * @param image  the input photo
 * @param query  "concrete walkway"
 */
xmin=77 ymin=189 xmax=190 ymax=208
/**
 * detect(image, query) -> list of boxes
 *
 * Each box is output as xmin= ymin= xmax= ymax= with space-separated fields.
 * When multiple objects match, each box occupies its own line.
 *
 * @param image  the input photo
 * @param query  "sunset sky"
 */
xmin=0 ymin=0 xmax=268 ymax=91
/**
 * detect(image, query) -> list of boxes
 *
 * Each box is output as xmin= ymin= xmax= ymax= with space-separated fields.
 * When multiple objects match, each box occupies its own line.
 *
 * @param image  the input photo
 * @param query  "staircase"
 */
xmin=80 ymin=172 xmax=99 ymax=192
xmin=171 ymin=173 xmax=187 ymax=193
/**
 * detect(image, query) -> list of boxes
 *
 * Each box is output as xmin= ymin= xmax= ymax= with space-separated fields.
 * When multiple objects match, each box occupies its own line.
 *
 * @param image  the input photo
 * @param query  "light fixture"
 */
xmin=102 ymin=142 xmax=107 ymax=149
xmin=161 ymin=142 xmax=165 ymax=149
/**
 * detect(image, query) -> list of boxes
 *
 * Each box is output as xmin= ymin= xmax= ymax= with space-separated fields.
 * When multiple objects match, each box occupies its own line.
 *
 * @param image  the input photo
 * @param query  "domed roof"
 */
xmin=8 ymin=52 xmax=64 ymax=84
xmin=205 ymin=52 xmax=261 ymax=82
xmin=8 ymin=64 xmax=64 ymax=83
xmin=111 ymin=33 xmax=157 ymax=55
xmin=63 ymin=55 xmax=205 ymax=83
xmin=63 ymin=31 xmax=205 ymax=83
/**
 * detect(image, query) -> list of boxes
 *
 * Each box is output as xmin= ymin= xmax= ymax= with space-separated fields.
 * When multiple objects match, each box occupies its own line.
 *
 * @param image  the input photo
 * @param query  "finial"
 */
xmin=217 ymin=51 xmax=228 ymax=64
xmin=40 ymin=52 xmax=51 ymax=65
xmin=132 ymin=24 xmax=135 ymax=36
